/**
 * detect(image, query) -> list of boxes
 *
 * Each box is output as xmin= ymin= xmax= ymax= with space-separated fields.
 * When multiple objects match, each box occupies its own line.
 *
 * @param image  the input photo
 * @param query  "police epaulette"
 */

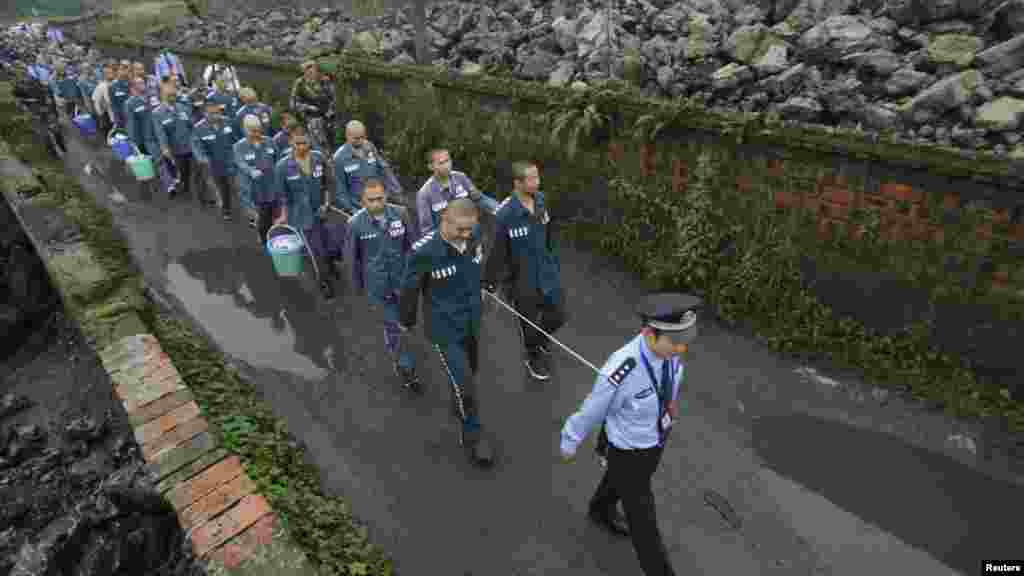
xmin=348 ymin=208 xmax=365 ymax=224
xmin=607 ymin=357 xmax=636 ymax=387
xmin=497 ymin=196 xmax=512 ymax=210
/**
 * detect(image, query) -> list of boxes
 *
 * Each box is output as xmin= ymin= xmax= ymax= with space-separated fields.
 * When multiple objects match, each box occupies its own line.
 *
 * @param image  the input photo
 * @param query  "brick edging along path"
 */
xmin=100 ymin=334 xmax=280 ymax=564
xmin=0 ymin=137 xmax=318 ymax=575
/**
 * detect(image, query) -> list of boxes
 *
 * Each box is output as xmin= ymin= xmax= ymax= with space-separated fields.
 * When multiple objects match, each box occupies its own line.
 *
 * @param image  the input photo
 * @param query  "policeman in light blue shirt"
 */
xmin=560 ymin=293 xmax=701 ymax=576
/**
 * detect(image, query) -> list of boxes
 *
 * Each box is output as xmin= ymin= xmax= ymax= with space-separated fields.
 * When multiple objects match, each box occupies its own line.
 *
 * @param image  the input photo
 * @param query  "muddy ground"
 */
xmin=0 ymin=198 xmax=206 ymax=576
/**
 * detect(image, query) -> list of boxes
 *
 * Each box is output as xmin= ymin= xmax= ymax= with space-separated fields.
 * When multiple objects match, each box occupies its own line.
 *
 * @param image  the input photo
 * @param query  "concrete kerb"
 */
xmin=0 ymin=138 xmax=320 ymax=575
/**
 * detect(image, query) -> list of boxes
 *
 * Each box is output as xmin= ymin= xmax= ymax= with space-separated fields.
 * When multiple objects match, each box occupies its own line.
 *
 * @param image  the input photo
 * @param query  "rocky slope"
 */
xmin=97 ymin=0 xmax=1024 ymax=154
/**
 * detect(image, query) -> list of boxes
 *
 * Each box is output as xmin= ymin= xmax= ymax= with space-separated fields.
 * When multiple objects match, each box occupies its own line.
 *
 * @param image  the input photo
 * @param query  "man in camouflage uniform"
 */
xmin=289 ymin=60 xmax=336 ymax=152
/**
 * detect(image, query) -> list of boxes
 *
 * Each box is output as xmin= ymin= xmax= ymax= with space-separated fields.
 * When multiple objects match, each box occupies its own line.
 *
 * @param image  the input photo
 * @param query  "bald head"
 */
xmin=440 ymin=197 xmax=479 ymax=244
xmin=345 ymin=120 xmax=367 ymax=149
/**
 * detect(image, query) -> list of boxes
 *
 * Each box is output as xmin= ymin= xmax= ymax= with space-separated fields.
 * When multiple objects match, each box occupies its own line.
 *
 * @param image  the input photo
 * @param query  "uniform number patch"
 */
xmin=508 ymin=226 xmax=529 ymax=238
xmin=432 ymin=265 xmax=456 ymax=279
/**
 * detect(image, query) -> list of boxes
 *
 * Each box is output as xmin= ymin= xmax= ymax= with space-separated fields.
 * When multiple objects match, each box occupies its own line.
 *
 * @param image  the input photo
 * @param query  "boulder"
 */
xmin=711 ymin=63 xmax=753 ymax=90
xmin=885 ymin=67 xmax=934 ymax=96
xmin=800 ymin=15 xmax=892 ymax=62
xmin=776 ymin=96 xmax=824 ymax=122
xmin=858 ymin=103 xmax=903 ymax=129
xmin=548 ymin=60 xmax=576 ymax=86
xmin=685 ymin=13 xmax=720 ymax=60
xmin=841 ymin=50 xmax=903 ymax=76
xmin=974 ymin=96 xmax=1024 ymax=130
xmin=642 ymin=35 xmax=675 ymax=67
xmin=552 ymin=16 xmax=577 ymax=53
xmin=352 ymin=30 xmax=379 ymax=54
xmin=759 ymin=62 xmax=812 ymax=96
xmin=990 ymin=0 xmax=1024 ymax=40
xmin=924 ymin=34 xmax=984 ymax=69
xmin=576 ymin=10 xmax=614 ymax=59
xmin=656 ymin=65 xmax=676 ymax=91
xmin=724 ymin=24 xmax=791 ymax=66
xmin=753 ymin=44 xmax=791 ymax=74
xmin=900 ymin=69 xmax=986 ymax=121
xmin=886 ymin=0 xmax=992 ymax=26
xmin=650 ymin=5 xmax=688 ymax=34
xmin=975 ymin=34 xmax=1024 ymax=76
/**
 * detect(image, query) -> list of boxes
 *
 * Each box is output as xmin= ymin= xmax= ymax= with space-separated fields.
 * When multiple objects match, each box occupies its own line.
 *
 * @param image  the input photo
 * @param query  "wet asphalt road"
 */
xmin=54 ymin=123 xmax=1022 ymax=576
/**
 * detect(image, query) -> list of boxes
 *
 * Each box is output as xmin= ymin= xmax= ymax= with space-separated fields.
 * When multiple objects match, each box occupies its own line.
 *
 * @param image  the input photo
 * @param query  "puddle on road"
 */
xmin=753 ymin=413 xmax=1020 ymax=575
xmin=163 ymin=246 xmax=335 ymax=382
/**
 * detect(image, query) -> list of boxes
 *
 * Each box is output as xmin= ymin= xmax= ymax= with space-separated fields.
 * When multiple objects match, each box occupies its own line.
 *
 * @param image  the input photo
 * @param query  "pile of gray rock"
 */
xmin=111 ymin=0 xmax=1024 ymax=154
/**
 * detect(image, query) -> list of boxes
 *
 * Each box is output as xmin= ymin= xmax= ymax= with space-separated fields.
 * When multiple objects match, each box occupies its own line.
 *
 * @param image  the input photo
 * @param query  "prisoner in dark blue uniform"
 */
xmin=109 ymin=61 xmax=131 ymax=128
xmin=124 ymin=79 xmax=157 ymax=157
xmin=560 ymin=293 xmax=702 ymax=576
xmin=191 ymin=99 xmax=238 ymax=221
xmin=347 ymin=179 xmax=421 ymax=391
xmin=151 ymin=81 xmax=194 ymax=198
xmin=273 ymin=124 xmax=335 ymax=301
xmin=398 ymin=198 xmax=494 ymax=467
xmin=483 ymin=161 xmax=565 ymax=381
xmin=234 ymin=114 xmax=279 ymax=241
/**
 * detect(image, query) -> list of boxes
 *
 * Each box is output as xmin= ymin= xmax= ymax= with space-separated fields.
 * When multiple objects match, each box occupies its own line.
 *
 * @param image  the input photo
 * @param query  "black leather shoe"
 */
xmin=462 ymin=427 xmax=494 ymax=468
xmin=320 ymin=281 xmax=335 ymax=302
xmin=588 ymin=508 xmax=630 ymax=537
xmin=396 ymin=365 xmax=422 ymax=394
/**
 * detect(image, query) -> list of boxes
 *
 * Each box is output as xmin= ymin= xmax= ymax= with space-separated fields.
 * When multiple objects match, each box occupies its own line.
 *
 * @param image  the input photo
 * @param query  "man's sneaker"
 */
xmin=167 ymin=183 xmax=177 ymax=198
xmin=320 ymin=281 xmax=335 ymax=301
xmin=396 ymin=364 xmax=421 ymax=394
xmin=247 ymin=213 xmax=258 ymax=229
xmin=222 ymin=211 xmax=232 ymax=222
xmin=461 ymin=426 xmax=494 ymax=468
xmin=524 ymin=349 xmax=550 ymax=381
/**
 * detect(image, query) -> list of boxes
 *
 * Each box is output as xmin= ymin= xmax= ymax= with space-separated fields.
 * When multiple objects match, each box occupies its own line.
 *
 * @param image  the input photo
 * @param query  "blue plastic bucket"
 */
xmin=266 ymin=224 xmax=305 ymax=277
xmin=72 ymin=110 xmax=96 ymax=135
xmin=108 ymin=129 xmax=134 ymax=161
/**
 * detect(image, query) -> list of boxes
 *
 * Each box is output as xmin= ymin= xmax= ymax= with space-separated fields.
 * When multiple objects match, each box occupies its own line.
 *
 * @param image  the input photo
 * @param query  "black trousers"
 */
xmin=174 ymin=154 xmax=193 ymax=197
xmin=256 ymin=202 xmax=276 ymax=246
xmin=433 ymin=334 xmax=479 ymax=423
xmin=515 ymin=288 xmax=566 ymax=352
xmin=590 ymin=443 xmax=675 ymax=576
xmin=209 ymin=173 xmax=232 ymax=215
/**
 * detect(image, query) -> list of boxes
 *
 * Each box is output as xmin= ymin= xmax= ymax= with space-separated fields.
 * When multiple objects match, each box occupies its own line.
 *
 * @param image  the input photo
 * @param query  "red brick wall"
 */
xmin=611 ymin=141 xmax=1024 ymax=297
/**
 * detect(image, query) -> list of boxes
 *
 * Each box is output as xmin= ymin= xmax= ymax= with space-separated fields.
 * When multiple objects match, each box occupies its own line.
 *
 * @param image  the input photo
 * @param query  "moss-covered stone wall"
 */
xmin=92 ymin=37 xmax=1024 ymax=428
